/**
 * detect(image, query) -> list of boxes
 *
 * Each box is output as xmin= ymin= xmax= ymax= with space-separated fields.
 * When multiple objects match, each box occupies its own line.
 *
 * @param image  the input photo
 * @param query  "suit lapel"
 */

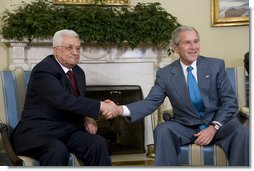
xmin=51 ymin=56 xmax=73 ymax=93
xmin=72 ymin=68 xmax=84 ymax=96
xmin=169 ymin=61 xmax=194 ymax=109
xmin=196 ymin=57 xmax=211 ymax=109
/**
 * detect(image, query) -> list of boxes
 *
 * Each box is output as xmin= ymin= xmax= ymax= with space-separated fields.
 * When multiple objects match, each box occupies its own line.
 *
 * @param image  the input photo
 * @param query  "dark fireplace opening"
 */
xmin=86 ymin=85 xmax=145 ymax=155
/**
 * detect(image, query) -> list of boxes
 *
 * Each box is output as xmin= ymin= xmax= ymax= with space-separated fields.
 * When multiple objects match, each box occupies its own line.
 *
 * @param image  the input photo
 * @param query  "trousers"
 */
xmin=153 ymin=117 xmax=249 ymax=166
xmin=18 ymin=126 xmax=111 ymax=166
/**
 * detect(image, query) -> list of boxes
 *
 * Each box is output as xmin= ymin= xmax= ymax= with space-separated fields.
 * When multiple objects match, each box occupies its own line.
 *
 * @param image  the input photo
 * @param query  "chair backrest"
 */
xmin=225 ymin=67 xmax=247 ymax=107
xmin=0 ymin=68 xmax=31 ymax=133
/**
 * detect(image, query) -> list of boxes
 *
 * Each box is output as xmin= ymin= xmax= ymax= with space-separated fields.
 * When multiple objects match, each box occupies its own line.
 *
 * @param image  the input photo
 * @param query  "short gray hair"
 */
xmin=171 ymin=26 xmax=199 ymax=45
xmin=53 ymin=29 xmax=79 ymax=47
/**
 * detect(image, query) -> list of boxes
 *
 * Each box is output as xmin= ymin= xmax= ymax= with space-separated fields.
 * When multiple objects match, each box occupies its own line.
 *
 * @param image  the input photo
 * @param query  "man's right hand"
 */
xmin=100 ymin=99 xmax=123 ymax=119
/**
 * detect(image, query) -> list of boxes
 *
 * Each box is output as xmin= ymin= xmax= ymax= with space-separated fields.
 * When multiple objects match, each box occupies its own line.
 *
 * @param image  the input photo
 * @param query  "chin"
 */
xmin=190 ymin=55 xmax=198 ymax=61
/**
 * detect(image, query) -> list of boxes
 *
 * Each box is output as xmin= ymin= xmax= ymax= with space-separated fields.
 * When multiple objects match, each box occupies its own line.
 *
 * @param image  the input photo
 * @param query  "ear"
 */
xmin=172 ymin=44 xmax=178 ymax=54
xmin=53 ymin=47 xmax=57 ymax=56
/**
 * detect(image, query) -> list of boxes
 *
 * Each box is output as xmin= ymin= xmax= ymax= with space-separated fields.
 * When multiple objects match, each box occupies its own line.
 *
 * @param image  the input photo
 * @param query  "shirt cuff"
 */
xmin=122 ymin=105 xmax=131 ymax=117
xmin=212 ymin=121 xmax=222 ymax=127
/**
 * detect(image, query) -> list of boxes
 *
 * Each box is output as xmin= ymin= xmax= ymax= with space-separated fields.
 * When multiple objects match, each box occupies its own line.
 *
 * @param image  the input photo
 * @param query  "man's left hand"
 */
xmin=194 ymin=125 xmax=217 ymax=146
xmin=83 ymin=116 xmax=98 ymax=134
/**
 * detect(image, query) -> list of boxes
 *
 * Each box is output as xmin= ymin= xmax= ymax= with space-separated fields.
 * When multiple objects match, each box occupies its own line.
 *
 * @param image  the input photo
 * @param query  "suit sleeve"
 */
xmin=126 ymin=71 xmax=167 ymax=122
xmin=212 ymin=60 xmax=239 ymax=125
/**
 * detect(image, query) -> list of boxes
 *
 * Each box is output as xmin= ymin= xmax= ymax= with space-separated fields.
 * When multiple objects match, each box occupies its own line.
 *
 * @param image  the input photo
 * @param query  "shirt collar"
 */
xmin=180 ymin=60 xmax=197 ymax=72
xmin=54 ymin=57 xmax=72 ymax=74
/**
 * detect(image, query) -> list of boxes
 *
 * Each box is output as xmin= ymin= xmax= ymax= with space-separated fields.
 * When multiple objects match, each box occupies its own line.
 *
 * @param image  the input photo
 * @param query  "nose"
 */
xmin=72 ymin=47 xmax=80 ymax=55
xmin=189 ymin=42 xmax=197 ymax=49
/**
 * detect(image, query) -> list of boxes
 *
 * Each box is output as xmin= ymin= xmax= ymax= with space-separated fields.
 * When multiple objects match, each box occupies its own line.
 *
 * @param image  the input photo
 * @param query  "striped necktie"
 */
xmin=67 ymin=70 xmax=79 ymax=96
xmin=187 ymin=66 xmax=207 ymax=130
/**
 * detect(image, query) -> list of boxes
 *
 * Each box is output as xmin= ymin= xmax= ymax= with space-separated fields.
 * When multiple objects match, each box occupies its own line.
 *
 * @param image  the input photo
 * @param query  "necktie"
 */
xmin=187 ymin=66 xmax=207 ymax=130
xmin=67 ymin=70 xmax=79 ymax=96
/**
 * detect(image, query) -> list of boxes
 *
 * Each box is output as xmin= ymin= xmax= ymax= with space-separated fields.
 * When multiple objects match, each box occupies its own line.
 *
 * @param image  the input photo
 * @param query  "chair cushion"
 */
xmin=179 ymin=144 xmax=228 ymax=166
xmin=18 ymin=156 xmax=39 ymax=166
xmin=19 ymin=153 xmax=83 ymax=166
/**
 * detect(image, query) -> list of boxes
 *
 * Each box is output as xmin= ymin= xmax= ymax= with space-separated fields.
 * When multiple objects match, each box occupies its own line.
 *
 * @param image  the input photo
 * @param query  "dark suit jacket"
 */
xmin=126 ymin=56 xmax=238 ymax=127
xmin=11 ymin=55 xmax=101 ymax=154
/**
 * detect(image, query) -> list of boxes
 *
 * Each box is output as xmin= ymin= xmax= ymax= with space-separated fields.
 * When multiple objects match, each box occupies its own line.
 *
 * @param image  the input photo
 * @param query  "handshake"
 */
xmin=100 ymin=99 xmax=123 ymax=120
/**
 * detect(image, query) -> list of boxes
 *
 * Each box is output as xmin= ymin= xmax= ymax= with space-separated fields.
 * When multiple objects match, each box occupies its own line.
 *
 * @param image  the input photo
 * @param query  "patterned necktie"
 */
xmin=187 ymin=66 xmax=206 ymax=130
xmin=67 ymin=70 xmax=79 ymax=96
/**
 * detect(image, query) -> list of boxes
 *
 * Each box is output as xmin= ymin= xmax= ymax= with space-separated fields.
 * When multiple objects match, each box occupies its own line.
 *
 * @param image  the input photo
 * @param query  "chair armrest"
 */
xmin=162 ymin=109 xmax=175 ymax=121
xmin=238 ymin=106 xmax=249 ymax=117
xmin=0 ymin=123 xmax=23 ymax=166
xmin=237 ymin=106 xmax=249 ymax=127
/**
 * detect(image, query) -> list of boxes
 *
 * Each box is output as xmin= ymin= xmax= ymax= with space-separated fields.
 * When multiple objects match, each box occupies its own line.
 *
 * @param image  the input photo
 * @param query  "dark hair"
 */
xmin=244 ymin=51 xmax=249 ymax=75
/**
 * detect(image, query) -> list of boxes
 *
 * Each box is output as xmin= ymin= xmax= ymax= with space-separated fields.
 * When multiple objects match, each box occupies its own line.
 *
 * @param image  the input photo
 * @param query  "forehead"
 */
xmin=179 ymin=30 xmax=198 ymax=39
xmin=62 ymin=35 xmax=80 ymax=45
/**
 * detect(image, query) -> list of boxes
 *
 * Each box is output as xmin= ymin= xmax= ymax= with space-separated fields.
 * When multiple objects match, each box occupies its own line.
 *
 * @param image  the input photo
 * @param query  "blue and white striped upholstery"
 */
xmin=178 ymin=144 xmax=227 ymax=166
xmin=0 ymin=69 xmax=29 ymax=133
xmin=0 ymin=68 xmax=83 ymax=166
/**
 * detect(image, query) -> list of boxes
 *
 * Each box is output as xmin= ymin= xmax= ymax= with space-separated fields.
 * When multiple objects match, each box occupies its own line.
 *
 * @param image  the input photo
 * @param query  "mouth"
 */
xmin=70 ymin=55 xmax=79 ymax=60
xmin=188 ymin=51 xmax=197 ymax=54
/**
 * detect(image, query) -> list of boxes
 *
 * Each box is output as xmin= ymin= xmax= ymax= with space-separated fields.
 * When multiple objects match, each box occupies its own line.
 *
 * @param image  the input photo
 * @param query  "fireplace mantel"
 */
xmin=1 ymin=39 xmax=169 ymax=71
xmin=2 ymin=38 xmax=175 ymax=150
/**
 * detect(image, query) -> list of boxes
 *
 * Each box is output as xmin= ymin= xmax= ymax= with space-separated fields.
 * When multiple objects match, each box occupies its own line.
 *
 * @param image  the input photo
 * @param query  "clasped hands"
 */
xmin=100 ymin=99 xmax=123 ymax=119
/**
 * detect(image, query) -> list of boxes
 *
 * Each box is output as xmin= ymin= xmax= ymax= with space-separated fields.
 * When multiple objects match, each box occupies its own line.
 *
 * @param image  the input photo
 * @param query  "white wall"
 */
xmin=0 ymin=0 xmax=249 ymax=70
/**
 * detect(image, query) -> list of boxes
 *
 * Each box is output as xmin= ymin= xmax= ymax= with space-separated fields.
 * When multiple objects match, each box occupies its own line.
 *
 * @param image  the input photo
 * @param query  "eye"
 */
xmin=184 ymin=41 xmax=191 ymax=45
xmin=194 ymin=39 xmax=199 ymax=44
xmin=66 ymin=46 xmax=73 ymax=51
xmin=75 ymin=47 xmax=81 ymax=51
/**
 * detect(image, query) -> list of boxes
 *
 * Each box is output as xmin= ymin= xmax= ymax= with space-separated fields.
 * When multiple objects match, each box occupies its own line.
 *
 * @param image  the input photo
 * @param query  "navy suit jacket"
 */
xmin=126 ymin=56 xmax=238 ymax=127
xmin=11 ymin=55 xmax=100 ymax=154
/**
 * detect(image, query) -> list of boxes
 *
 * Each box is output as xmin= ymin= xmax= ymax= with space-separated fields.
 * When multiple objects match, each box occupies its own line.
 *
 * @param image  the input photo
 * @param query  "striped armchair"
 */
xmin=0 ymin=68 xmax=83 ymax=166
xmin=161 ymin=67 xmax=249 ymax=166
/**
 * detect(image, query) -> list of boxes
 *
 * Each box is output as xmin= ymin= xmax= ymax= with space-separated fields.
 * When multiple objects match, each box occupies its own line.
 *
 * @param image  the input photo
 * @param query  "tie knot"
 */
xmin=67 ymin=70 xmax=73 ymax=78
xmin=187 ymin=66 xmax=193 ymax=72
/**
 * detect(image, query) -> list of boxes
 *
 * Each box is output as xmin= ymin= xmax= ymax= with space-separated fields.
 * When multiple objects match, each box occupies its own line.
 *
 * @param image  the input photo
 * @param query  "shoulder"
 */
xmin=198 ymin=56 xmax=225 ymax=69
xmin=33 ymin=55 xmax=58 ymax=70
xmin=31 ymin=55 xmax=64 ymax=78
xmin=158 ymin=59 xmax=181 ymax=74
xmin=72 ymin=65 xmax=85 ymax=76
xmin=198 ymin=55 xmax=224 ymax=64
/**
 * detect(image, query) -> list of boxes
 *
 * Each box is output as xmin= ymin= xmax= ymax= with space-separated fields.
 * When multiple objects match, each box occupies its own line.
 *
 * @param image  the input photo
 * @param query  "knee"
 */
xmin=47 ymin=140 xmax=69 ymax=157
xmin=236 ymin=126 xmax=249 ymax=139
xmin=233 ymin=119 xmax=249 ymax=135
xmin=38 ymin=140 xmax=70 ymax=165
xmin=154 ymin=122 xmax=171 ymax=138
xmin=91 ymin=135 xmax=108 ymax=149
